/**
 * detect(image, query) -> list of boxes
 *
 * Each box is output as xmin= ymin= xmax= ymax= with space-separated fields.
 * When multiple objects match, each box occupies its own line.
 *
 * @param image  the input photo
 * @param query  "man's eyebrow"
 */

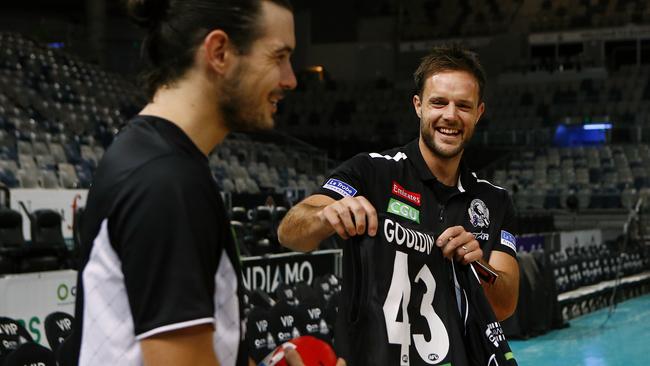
xmin=273 ymin=45 xmax=294 ymax=55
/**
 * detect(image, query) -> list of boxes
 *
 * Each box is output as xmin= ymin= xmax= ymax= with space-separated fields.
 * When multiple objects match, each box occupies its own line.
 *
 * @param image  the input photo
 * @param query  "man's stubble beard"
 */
xmin=219 ymin=62 xmax=271 ymax=133
xmin=419 ymin=118 xmax=469 ymax=160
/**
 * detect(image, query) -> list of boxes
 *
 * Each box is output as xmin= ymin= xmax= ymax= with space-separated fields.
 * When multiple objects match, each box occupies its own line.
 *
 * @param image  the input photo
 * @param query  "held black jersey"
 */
xmin=316 ymin=139 xmax=518 ymax=365
xmin=68 ymin=116 xmax=247 ymax=366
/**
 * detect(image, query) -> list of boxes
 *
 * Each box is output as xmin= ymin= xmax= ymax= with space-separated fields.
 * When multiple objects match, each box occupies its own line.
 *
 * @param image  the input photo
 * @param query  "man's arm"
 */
xmin=483 ymin=252 xmax=519 ymax=321
xmin=141 ymin=325 xmax=219 ymax=366
xmin=278 ymin=194 xmax=378 ymax=252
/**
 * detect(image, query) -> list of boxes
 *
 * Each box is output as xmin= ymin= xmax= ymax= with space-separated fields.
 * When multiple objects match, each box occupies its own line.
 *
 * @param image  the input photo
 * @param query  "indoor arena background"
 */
xmin=1 ymin=0 xmax=650 ymax=365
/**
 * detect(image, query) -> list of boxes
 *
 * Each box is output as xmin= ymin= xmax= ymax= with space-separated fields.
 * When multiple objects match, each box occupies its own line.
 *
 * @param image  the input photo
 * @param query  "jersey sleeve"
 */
xmin=492 ymin=191 xmax=518 ymax=258
xmin=316 ymin=153 xmax=372 ymax=200
xmin=108 ymin=157 xmax=220 ymax=339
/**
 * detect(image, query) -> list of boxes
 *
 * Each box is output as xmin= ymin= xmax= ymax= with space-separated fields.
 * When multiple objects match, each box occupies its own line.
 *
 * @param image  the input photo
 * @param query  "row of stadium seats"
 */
xmin=0 ymin=312 xmax=74 ymax=366
xmin=1 ymin=32 xmax=330 ymax=192
xmin=492 ymin=144 xmax=650 ymax=210
xmin=529 ymin=0 xmax=650 ymax=32
xmin=550 ymin=245 xmax=649 ymax=292
xmin=487 ymin=66 xmax=650 ymax=129
xmin=0 ymin=204 xmax=74 ymax=275
xmin=230 ymin=205 xmax=288 ymax=256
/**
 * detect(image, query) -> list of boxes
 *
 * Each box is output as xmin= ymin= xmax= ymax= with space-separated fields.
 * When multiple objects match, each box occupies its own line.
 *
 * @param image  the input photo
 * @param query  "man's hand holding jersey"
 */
xmin=317 ymin=196 xmax=378 ymax=240
xmin=436 ymin=225 xmax=484 ymax=265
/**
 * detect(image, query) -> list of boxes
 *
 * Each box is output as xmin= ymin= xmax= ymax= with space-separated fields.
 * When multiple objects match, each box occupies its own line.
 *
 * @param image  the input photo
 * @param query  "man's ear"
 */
xmin=202 ymin=30 xmax=232 ymax=76
xmin=413 ymin=94 xmax=422 ymax=119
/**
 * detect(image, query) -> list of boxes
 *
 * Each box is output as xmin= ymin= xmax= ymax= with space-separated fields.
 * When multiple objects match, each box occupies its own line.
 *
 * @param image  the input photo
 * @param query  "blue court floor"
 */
xmin=509 ymin=294 xmax=650 ymax=366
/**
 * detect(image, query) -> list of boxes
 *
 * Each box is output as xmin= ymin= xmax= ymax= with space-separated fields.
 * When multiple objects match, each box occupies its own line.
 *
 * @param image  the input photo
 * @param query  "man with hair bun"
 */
xmin=67 ymin=0 xmax=298 ymax=365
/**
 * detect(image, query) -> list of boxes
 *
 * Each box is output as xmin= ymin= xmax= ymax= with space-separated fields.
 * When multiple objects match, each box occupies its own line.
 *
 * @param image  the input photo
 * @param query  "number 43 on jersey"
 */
xmin=383 ymin=252 xmax=450 ymax=365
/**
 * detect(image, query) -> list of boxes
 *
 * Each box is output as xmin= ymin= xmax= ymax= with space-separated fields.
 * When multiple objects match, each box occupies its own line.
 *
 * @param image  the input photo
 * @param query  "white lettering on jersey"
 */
xmin=383 ymin=218 xmax=434 ymax=255
xmin=369 ymin=152 xmax=408 ymax=162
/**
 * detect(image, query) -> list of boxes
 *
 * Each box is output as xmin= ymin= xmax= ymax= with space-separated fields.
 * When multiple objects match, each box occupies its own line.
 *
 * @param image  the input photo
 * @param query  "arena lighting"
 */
xmin=554 ymin=123 xmax=611 ymax=146
xmin=582 ymin=123 xmax=612 ymax=130
xmin=47 ymin=42 xmax=65 ymax=49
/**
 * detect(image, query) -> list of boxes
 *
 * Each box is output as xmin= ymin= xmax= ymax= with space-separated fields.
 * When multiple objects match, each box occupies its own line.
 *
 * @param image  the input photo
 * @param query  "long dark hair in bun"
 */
xmin=127 ymin=0 xmax=293 ymax=100
xmin=127 ymin=0 xmax=169 ymax=28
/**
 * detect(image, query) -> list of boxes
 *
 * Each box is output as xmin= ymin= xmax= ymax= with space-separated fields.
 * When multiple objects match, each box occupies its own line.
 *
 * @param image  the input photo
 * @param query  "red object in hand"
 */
xmin=260 ymin=335 xmax=337 ymax=366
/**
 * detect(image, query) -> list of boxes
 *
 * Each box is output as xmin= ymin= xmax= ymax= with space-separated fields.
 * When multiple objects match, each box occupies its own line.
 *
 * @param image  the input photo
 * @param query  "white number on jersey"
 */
xmin=382 ymin=252 xmax=450 ymax=365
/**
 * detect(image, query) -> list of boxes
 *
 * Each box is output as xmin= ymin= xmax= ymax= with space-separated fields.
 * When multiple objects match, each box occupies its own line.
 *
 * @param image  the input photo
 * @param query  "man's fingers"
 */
xmin=436 ymin=225 xmax=466 ymax=247
xmin=321 ymin=207 xmax=349 ymax=239
xmin=331 ymin=202 xmax=356 ymax=236
xmin=336 ymin=358 xmax=347 ymax=366
xmin=357 ymin=196 xmax=378 ymax=236
xmin=462 ymin=245 xmax=483 ymax=264
xmin=348 ymin=200 xmax=367 ymax=235
xmin=454 ymin=238 xmax=479 ymax=262
xmin=442 ymin=231 xmax=475 ymax=258
xmin=321 ymin=197 xmax=378 ymax=240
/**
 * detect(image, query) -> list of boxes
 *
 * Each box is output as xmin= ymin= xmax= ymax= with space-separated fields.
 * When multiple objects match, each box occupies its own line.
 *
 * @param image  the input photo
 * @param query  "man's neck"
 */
xmin=418 ymin=137 xmax=462 ymax=187
xmin=138 ymin=73 xmax=228 ymax=156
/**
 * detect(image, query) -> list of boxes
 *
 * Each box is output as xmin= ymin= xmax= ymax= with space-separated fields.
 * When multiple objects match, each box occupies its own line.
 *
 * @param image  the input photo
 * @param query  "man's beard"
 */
xmin=420 ymin=119 xmax=468 ymax=159
xmin=219 ymin=63 xmax=270 ymax=133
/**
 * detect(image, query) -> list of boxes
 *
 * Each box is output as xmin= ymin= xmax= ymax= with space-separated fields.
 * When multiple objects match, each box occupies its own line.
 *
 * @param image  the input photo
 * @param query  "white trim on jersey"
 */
xmin=212 ymin=249 xmax=241 ymax=366
xmin=471 ymin=172 xmax=506 ymax=191
xmin=369 ymin=151 xmax=408 ymax=162
xmin=79 ymin=221 xmax=241 ymax=366
xmin=457 ymin=174 xmax=465 ymax=193
xmin=136 ymin=318 xmax=214 ymax=341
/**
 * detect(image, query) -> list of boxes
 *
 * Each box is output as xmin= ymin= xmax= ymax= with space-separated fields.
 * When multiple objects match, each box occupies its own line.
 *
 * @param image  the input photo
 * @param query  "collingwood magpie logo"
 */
xmin=468 ymin=199 xmax=490 ymax=228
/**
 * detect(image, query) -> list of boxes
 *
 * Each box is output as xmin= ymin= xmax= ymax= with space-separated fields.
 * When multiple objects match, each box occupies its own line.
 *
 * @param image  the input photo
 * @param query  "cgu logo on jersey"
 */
xmin=387 ymin=198 xmax=420 ymax=223
xmin=468 ymin=199 xmax=490 ymax=228
xmin=391 ymin=181 xmax=421 ymax=206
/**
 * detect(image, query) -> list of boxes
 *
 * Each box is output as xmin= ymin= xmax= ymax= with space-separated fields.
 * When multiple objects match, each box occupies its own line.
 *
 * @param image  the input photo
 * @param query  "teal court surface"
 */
xmin=510 ymin=294 xmax=650 ymax=365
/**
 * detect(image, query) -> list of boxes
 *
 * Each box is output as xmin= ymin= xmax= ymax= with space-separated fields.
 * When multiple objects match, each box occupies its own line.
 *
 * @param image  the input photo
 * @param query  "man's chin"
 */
xmin=430 ymin=143 xmax=464 ymax=160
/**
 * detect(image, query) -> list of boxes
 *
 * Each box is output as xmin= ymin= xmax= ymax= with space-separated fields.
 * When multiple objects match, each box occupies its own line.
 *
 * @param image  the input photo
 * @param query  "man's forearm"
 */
xmin=479 ymin=259 xmax=519 ymax=321
xmin=278 ymin=202 xmax=334 ymax=252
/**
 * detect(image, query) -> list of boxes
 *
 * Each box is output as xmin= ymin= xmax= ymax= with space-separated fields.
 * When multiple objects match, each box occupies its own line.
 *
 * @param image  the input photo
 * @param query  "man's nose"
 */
xmin=280 ymin=61 xmax=297 ymax=90
xmin=442 ymin=103 xmax=457 ymax=121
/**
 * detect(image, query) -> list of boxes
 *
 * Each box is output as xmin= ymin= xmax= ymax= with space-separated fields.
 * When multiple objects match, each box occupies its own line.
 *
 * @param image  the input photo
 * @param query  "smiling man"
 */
xmin=278 ymin=45 xmax=519 ymax=365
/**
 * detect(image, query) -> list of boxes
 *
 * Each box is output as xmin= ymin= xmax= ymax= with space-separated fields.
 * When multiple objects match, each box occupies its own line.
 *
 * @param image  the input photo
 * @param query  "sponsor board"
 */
xmin=241 ymin=250 xmax=341 ymax=293
xmin=10 ymin=189 xmax=87 ymax=240
xmin=0 ymin=270 xmax=77 ymax=345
